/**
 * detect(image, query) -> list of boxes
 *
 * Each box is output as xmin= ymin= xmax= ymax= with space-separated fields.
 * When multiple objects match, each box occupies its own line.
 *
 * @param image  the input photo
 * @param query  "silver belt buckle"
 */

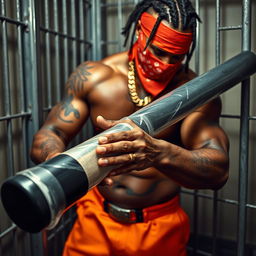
xmin=107 ymin=202 xmax=138 ymax=223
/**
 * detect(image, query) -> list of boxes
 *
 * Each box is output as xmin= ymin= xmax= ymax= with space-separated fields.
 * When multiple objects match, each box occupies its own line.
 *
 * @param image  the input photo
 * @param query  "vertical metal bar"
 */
xmin=53 ymin=0 xmax=61 ymax=101
xmin=21 ymin=0 xmax=45 ymax=254
xmin=192 ymin=1 xmax=200 ymax=254
xmin=78 ymin=0 xmax=88 ymax=142
xmin=117 ymin=0 xmax=123 ymax=52
xmin=91 ymin=0 xmax=102 ymax=60
xmin=215 ymin=0 xmax=221 ymax=64
xmin=62 ymin=0 xmax=68 ymax=81
xmin=242 ymin=0 xmax=251 ymax=51
xmin=44 ymin=0 xmax=52 ymax=108
xmin=194 ymin=0 xmax=200 ymax=74
xmin=212 ymin=192 xmax=218 ymax=256
xmin=1 ymin=0 xmax=15 ymax=178
xmin=79 ymin=0 xmax=85 ymax=62
xmin=237 ymin=0 xmax=251 ymax=255
xmin=17 ymin=0 xmax=28 ymax=168
xmin=71 ymin=0 xmax=77 ymax=68
xmin=86 ymin=1 xmax=93 ymax=60
xmin=192 ymin=190 xmax=199 ymax=255
xmin=213 ymin=6 xmax=221 ymax=254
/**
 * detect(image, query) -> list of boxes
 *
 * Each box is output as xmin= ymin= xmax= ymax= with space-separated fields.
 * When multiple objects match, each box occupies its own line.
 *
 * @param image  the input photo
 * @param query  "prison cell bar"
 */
xmin=190 ymin=0 xmax=200 ymax=254
xmin=237 ymin=1 xmax=252 ymax=255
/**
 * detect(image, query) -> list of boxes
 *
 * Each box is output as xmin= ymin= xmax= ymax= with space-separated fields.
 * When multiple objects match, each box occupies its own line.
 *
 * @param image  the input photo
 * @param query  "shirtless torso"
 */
xmin=90 ymin=52 xmax=187 ymax=208
xmin=30 ymin=51 xmax=228 ymax=210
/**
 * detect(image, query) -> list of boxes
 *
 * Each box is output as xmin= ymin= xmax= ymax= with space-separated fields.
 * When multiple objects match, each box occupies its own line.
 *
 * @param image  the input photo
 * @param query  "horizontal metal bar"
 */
xmin=220 ymin=114 xmax=241 ymax=119
xmin=0 ymin=224 xmax=17 ymax=239
xmin=83 ymin=0 xmax=91 ymax=6
xmin=181 ymin=190 xmax=256 ymax=210
xmin=221 ymin=114 xmax=256 ymax=120
xmin=187 ymin=247 xmax=212 ymax=256
xmin=181 ymin=189 xmax=238 ymax=205
xmin=0 ymin=15 xmax=28 ymax=27
xmin=101 ymin=1 xmax=138 ymax=8
xmin=0 ymin=112 xmax=31 ymax=121
xmin=218 ymin=25 xmax=242 ymax=31
xmin=40 ymin=26 xmax=92 ymax=45
xmin=246 ymin=203 xmax=256 ymax=209
xmin=101 ymin=40 xmax=119 ymax=45
xmin=43 ymin=107 xmax=52 ymax=112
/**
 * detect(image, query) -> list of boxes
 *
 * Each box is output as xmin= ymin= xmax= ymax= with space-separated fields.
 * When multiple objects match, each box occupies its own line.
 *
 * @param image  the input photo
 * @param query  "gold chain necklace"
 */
xmin=128 ymin=61 xmax=152 ymax=107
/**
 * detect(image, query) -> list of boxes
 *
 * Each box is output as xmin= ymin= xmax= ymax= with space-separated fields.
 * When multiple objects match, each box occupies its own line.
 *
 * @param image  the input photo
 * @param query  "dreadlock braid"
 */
xmin=122 ymin=0 xmax=201 ymax=71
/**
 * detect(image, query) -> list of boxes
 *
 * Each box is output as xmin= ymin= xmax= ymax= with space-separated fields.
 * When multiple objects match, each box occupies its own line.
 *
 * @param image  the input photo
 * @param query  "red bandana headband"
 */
xmin=140 ymin=12 xmax=193 ymax=55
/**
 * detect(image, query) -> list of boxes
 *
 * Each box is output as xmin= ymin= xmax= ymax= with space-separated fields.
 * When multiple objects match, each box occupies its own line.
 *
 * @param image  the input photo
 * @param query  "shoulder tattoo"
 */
xmin=66 ymin=62 xmax=94 ymax=94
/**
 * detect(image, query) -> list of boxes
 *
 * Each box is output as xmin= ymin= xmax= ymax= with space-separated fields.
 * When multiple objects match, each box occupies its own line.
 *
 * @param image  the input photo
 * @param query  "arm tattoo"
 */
xmin=57 ymin=95 xmax=80 ymax=123
xmin=66 ymin=62 xmax=94 ymax=94
xmin=192 ymin=151 xmax=214 ymax=169
xmin=39 ymin=133 xmax=63 ymax=160
xmin=192 ymin=139 xmax=226 ymax=172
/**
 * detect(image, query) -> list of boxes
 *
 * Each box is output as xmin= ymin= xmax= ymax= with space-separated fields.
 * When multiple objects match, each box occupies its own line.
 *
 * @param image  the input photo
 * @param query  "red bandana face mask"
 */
xmin=138 ymin=31 xmax=181 ymax=78
xmin=129 ymin=12 xmax=193 ymax=97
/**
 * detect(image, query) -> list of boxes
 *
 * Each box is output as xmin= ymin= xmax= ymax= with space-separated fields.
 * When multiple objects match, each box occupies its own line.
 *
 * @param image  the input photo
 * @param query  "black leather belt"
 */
xmin=104 ymin=201 xmax=144 ymax=223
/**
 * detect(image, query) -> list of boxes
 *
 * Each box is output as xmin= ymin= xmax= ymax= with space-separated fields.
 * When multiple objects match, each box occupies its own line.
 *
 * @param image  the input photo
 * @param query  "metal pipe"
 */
xmin=117 ymin=0 xmax=123 ymax=52
xmin=215 ymin=0 xmax=221 ymax=65
xmin=1 ymin=0 xmax=15 ymax=177
xmin=39 ymin=26 xmax=91 ymax=44
xmin=237 ymin=1 xmax=252 ymax=255
xmin=192 ymin=0 xmax=200 ymax=254
xmin=71 ymin=0 xmax=77 ymax=69
xmin=62 ymin=0 xmax=68 ymax=81
xmin=44 ymin=0 xmax=52 ymax=108
xmin=79 ymin=0 xmax=85 ymax=62
xmin=17 ymin=0 xmax=27 ymax=167
xmin=0 ymin=15 xmax=28 ymax=27
xmin=53 ymin=0 xmax=61 ymax=101
xmin=213 ymin=2 xmax=221 ymax=253
xmin=1 ymin=51 xmax=256 ymax=234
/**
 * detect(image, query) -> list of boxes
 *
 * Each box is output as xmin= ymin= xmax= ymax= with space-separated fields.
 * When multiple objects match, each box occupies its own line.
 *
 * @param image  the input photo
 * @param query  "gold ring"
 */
xmin=129 ymin=153 xmax=135 ymax=161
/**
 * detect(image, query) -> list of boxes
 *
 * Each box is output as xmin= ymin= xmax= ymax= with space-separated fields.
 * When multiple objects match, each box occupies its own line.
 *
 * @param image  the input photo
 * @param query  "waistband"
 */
xmin=92 ymin=187 xmax=180 ymax=223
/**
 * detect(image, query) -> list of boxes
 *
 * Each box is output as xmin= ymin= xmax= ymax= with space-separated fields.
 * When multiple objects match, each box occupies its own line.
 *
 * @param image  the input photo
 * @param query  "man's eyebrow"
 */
xmin=151 ymin=44 xmax=184 ymax=57
xmin=151 ymin=44 xmax=168 ymax=54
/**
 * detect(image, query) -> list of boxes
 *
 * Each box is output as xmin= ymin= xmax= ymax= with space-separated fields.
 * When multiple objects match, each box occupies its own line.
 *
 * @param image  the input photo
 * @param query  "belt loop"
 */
xmin=135 ymin=209 xmax=144 ymax=222
xmin=103 ymin=200 xmax=109 ymax=212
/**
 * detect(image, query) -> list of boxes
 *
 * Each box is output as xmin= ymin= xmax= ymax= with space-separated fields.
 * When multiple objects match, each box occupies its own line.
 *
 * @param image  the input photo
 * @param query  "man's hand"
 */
xmin=96 ymin=116 xmax=164 ymax=178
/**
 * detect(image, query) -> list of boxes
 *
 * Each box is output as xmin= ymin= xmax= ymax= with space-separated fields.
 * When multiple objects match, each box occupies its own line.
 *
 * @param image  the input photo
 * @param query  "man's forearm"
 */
xmin=156 ymin=140 xmax=229 ymax=190
xmin=30 ymin=129 xmax=66 ymax=164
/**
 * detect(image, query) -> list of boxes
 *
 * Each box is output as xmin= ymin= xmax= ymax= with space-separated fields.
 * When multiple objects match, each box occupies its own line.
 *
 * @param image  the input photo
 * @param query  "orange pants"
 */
xmin=62 ymin=187 xmax=190 ymax=256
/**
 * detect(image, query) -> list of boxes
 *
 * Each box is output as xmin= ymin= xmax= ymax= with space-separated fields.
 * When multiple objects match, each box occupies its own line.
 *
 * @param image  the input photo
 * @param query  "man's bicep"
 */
xmin=43 ymin=95 xmax=90 ymax=143
xmin=180 ymin=106 xmax=229 ymax=152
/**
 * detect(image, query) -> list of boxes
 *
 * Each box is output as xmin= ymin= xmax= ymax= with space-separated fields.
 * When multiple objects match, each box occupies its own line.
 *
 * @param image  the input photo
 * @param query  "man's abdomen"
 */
xmin=98 ymin=168 xmax=180 ymax=209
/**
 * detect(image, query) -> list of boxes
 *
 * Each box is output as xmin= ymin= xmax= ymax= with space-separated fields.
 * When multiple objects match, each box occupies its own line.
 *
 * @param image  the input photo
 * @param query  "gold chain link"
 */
xmin=128 ymin=61 xmax=152 ymax=107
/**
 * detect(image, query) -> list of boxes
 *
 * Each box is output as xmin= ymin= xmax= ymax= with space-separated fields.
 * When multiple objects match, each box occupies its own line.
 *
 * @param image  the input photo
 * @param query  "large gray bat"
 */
xmin=1 ymin=51 xmax=256 ymax=233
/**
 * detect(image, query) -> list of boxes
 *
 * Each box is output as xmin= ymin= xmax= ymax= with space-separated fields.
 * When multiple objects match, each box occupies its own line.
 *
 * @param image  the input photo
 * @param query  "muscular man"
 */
xmin=31 ymin=1 xmax=229 ymax=255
